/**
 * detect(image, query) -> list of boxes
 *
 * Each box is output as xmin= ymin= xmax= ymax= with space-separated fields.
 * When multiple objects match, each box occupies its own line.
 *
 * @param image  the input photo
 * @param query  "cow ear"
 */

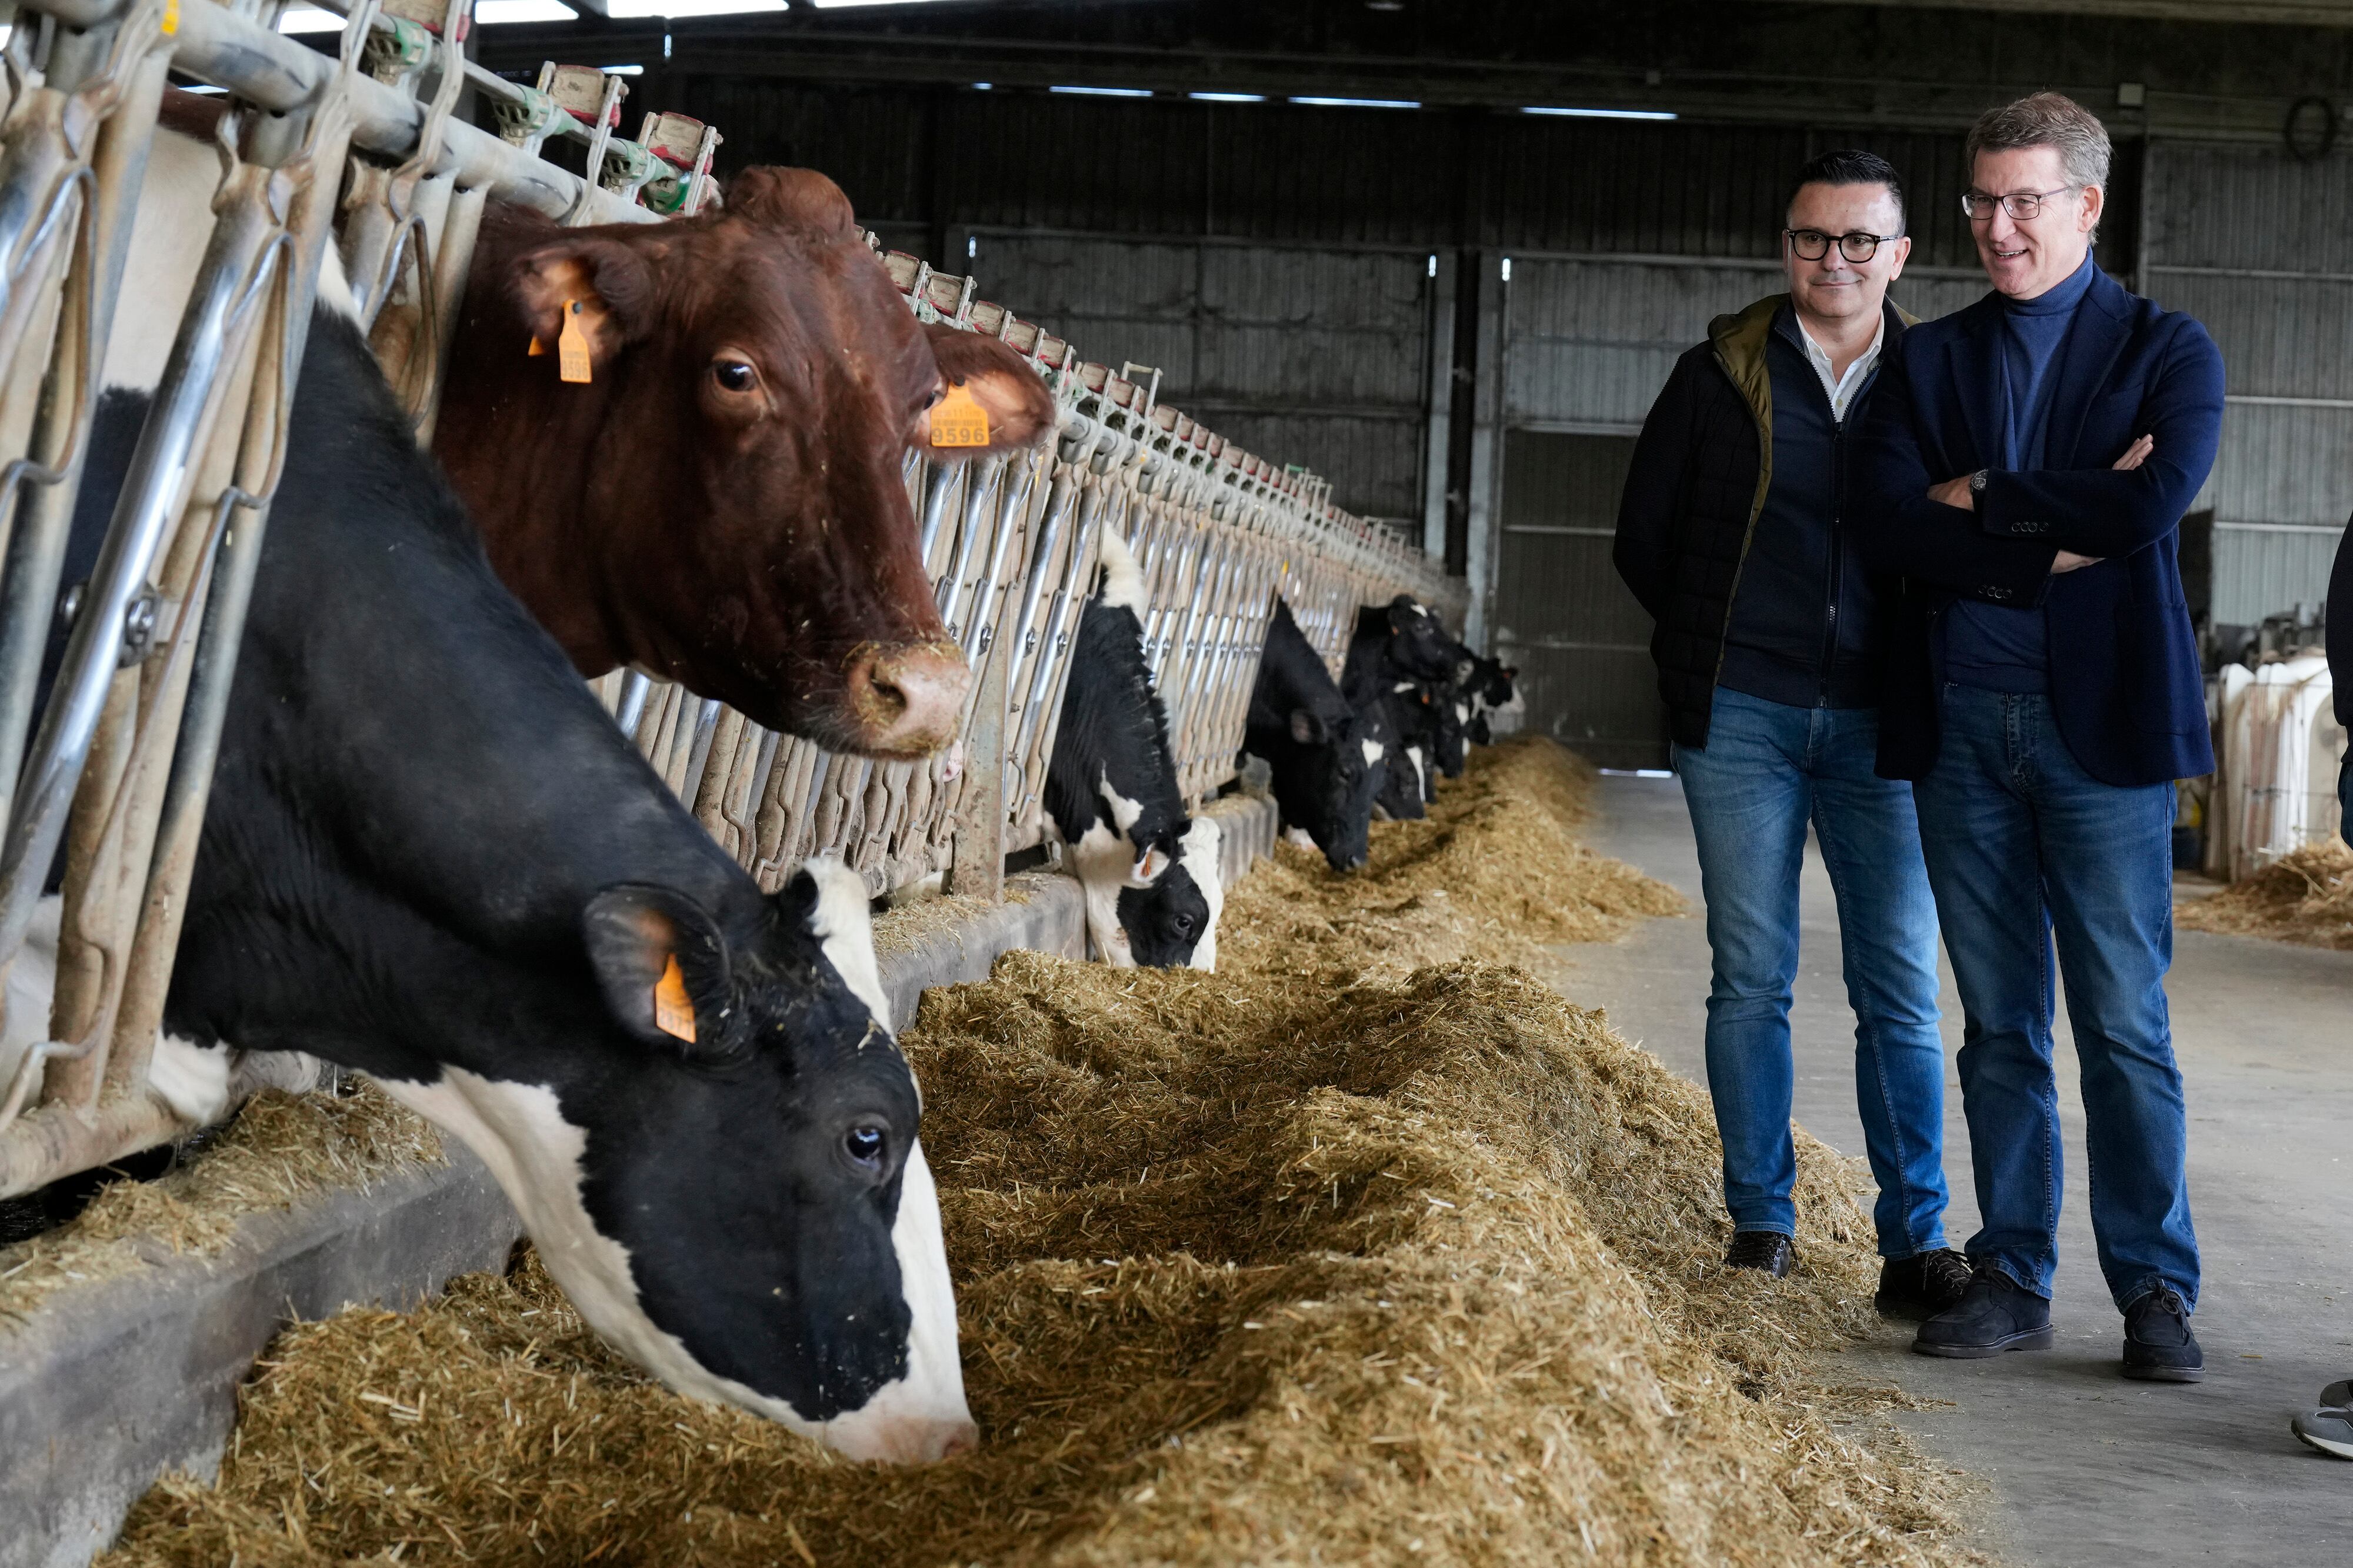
xmin=582 ymin=884 xmax=738 ymax=1055
xmin=1288 ymin=708 xmax=1328 ymax=746
xmin=508 ymin=236 xmax=658 ymax=371
xmin=922 ymin=324 xmax=1058 ymax=456
xmin=780 ymin=855 xmax=893 ymax=1033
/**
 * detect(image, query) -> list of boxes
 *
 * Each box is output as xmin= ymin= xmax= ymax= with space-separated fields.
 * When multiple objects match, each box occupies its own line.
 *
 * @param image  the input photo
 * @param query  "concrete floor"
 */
xmin=1548 ymin=772 xmax=2353 ymax=1566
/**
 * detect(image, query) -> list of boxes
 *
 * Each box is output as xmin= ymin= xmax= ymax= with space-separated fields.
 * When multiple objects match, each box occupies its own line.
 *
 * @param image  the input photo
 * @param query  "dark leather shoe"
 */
xmin=1724 ymin=1230 xmax=1794 ymax=1278
xmin=1876 ymin=1247 xmax=1973 ymax=1321
xmin=1912 ymin=1263 xmax=2054 ymax=1358
xmin=2121 ymin=1283 xmax=2204 ymax=1382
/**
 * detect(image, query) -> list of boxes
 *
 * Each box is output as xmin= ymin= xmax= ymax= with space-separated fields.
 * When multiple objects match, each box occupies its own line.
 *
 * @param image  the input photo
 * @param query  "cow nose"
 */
xmin=844 ymin=641 xmax=971 ymax=758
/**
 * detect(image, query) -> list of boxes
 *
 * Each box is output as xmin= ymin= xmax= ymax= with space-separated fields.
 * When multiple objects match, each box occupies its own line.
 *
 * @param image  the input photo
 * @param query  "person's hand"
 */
xmin=1928 ymin=475 xmax=1975 ymax=511
xmin=2112 ymin=434 xmax=2154 ymax=471
xmin=2052 ymin=550 xmax=2102 ymax=573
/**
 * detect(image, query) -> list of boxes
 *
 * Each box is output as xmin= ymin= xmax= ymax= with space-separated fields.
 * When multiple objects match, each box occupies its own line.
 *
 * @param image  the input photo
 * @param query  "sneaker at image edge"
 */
xmin=2290 ymin=1407 xmax=2353 ymax=1460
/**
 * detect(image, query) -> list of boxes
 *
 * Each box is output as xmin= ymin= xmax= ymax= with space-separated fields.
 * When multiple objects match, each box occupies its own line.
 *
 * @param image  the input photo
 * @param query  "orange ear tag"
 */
xmin=929 ymin=382 xmax=991 ymax=448
xmin=558 ymin=299 xmax=594 ymax=385
xmin=653 ymin=955 xmax=696 ymax=1043
xmin=527 ymin=336 xmax=546 ymax=356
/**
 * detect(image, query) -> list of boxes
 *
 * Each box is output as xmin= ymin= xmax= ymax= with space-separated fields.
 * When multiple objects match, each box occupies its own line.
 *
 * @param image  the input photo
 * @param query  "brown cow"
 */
xmin=116 ymin=98 xmax=1039 ymax=758
xmin=435 ymin=168 xmax=1058 ymax=758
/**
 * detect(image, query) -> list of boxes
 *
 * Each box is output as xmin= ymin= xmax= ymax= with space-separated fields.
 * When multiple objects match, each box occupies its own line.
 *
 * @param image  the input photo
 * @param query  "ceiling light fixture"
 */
xmin=607 ymin=0 xmax=782 ymax=16
xmin=1189 ymin=91 xmax=1265 ymax=103
xmin=1521 ymin=105 xmax=1677 ymax=121
xmin=1051 ymin=85 xmax=1152 ymax=98
xmin=1290 ymin=95 xmax=1419 ymax=109
xmin=275 ymin=6 xmax=344 ymax=32
xmin=475 ymin=0 xmax=579 ymax=20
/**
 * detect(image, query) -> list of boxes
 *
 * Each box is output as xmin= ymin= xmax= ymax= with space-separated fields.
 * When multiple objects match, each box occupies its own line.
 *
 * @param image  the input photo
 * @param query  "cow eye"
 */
xmin=844 ymin=1125 xmax=886 ymax=1166
xmin=1171 ymin=913 xmax=1197 ymax=938
xmin=712 ymin=358 xmax=759 ymax=393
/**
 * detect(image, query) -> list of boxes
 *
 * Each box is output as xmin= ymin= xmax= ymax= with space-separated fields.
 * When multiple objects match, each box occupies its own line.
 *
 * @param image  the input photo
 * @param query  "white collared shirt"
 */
xmin=1794 ymin=312 xmax=1887 ymax=422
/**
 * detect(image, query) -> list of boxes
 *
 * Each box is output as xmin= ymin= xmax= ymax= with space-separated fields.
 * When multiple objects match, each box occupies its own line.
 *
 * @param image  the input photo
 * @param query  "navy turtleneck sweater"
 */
xmin=1945 ymin=249 xmax=2100 ymax=693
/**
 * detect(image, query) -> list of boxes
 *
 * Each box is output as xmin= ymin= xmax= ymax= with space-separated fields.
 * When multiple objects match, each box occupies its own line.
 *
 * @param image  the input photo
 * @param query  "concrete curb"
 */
xmin=1 ymin=798 xmax=1277 ymax=1568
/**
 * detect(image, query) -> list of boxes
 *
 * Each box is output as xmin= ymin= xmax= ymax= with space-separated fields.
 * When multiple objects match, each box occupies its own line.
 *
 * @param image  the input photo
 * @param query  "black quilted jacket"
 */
xmin=1612 ymin=293 xmax=1911 ymax=749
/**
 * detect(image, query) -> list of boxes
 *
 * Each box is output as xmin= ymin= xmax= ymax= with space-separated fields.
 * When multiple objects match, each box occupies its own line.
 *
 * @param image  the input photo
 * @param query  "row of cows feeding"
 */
xmin=2 ymin=81 xmax=1502 ymax=1475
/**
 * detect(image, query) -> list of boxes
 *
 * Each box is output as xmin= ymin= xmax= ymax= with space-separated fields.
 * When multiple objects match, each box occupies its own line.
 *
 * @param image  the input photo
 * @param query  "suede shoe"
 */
xmin=1724 ymin=1230 xmax=1794 ymax=1278
xmin=1875 ymin=1248 xmax=1974 ymax=1322
xmin=1912 ymin=1264 xmax=2054 ymax=1359
xmin=2121 ymin=1283 xmax=2203 ymax=1383
xmin=2291 ymin=1407 xmax=2353 ymax=1459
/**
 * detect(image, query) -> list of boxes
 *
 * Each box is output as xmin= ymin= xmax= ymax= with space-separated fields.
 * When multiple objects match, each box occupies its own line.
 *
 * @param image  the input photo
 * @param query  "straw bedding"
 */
xmin=102 ymin=739 xmax=1979 ymax=1567
xmin=2175 ymin=840 xmax=2353 ymax=951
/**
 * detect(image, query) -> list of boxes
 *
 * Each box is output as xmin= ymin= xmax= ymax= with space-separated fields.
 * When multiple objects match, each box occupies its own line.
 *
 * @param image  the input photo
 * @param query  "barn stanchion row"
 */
xmin=0 ymin=0 xmax=1458 ymax=1203
xmin=0 ymin=0 xmax=676 ymax=1200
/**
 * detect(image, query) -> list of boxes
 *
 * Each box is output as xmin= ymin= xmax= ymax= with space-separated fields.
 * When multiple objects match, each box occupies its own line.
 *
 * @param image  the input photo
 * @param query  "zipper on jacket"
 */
xmin=1819 ymin=408 xmax=1845 ymax=708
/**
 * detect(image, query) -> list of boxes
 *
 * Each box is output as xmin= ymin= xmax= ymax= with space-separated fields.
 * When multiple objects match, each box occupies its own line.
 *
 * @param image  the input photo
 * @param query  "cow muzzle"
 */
xmin=840 ymin=640 xmax=971 ymax=758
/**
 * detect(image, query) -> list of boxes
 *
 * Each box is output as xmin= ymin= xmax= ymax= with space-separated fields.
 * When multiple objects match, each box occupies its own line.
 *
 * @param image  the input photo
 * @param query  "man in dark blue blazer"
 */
xmin=1854 ymin=92 xmax=2224 ymax=1383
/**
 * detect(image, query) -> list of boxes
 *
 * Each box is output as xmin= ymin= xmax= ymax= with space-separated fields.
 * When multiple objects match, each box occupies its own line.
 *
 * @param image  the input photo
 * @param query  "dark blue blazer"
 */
xmin=1852 ymin=265 xmax=2225 ymax=787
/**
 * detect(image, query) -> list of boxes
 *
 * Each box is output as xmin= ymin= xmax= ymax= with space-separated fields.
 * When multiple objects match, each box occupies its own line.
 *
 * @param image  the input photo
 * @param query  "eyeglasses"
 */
xmin=1961 ymin=187 xmax=2074 ymax=222
xmin=1784 ymin=229 xmax=1895 ymax=262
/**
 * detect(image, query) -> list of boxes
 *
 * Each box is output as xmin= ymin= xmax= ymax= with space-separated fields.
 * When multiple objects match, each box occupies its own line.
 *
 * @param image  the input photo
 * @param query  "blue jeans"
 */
xmin=1913 ymin=684 xmax=2199 ymax=1312
xmin=1674 ymin=688 xmax=1949 ymax=1257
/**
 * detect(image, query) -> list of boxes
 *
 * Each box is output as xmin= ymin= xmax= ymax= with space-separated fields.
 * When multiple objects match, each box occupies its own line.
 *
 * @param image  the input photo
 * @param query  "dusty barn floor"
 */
xmin=1555 ymin=771 xmax=2353 ymax=1567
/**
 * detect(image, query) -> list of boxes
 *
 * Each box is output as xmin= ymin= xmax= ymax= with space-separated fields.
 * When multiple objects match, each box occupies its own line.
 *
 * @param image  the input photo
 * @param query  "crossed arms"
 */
xmin=1851 ymin=319 xmax=2226 ymax=602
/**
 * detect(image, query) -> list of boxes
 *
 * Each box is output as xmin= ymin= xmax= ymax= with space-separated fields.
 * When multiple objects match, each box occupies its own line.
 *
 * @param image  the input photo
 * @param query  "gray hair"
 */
xmin=1965 ymin=92 xmax=2112 ymax=191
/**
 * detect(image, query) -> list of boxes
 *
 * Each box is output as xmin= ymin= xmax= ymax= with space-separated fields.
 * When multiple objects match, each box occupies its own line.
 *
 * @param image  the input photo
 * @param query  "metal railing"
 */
xmin=0 ymin=0 xmax=1459 ymax=1199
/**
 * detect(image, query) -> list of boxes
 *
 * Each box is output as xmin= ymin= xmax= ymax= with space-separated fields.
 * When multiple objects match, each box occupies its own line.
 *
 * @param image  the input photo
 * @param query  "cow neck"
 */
xmin=195 ymin=311 xmax=758 ymax=1056
xmin=434 ymin=220 xmax=638 ymax=678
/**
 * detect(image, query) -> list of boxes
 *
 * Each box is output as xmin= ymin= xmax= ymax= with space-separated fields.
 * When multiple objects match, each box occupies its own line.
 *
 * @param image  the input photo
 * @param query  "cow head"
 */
xmin=1270 ymin=700 xmax=1388 ymax=872
xmin=383 ymin=860 xmax=973 ymax=1464
xmin=444 ymin=169 xmax=1056 ymax=759
xmin=1381 ymin=596 xmax=1461 ymax=684
xmin=1112 ymin=816 xmax=1224 ymax=970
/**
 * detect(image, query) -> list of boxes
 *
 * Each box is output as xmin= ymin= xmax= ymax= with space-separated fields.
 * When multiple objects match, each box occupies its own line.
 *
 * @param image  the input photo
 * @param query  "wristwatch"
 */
xmin=1969 ymin=469 xmax=1991 ymax=496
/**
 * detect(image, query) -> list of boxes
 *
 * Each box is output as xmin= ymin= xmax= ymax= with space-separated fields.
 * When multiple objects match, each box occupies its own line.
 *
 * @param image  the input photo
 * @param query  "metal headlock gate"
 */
xmin=0 ymin=0 xmax=1458 ymax=1200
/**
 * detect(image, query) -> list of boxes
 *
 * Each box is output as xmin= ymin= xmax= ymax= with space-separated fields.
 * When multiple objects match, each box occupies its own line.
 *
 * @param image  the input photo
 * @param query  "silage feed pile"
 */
xmin=2176 ymin=840 xmax=2353 ymax=950
xmin=105 ymin=739 xmax=1980 ymax=1568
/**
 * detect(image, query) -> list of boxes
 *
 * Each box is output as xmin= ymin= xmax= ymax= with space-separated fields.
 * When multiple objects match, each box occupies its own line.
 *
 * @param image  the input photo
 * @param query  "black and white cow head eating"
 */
xmin=1375 ymin=595 xmax=1461 ymax=685
xmin=1248 ymin=597 xmax=1390 ymax=872
xmin=1045 ymin=529 xmax=1224 ymax=970
xmin=372 ymin=858 xmax=972 ymax=1464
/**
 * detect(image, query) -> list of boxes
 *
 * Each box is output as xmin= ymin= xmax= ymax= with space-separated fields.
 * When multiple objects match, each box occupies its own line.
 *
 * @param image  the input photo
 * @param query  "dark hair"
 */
xmin=1786 ymin=149 xmax=1907 ymax=233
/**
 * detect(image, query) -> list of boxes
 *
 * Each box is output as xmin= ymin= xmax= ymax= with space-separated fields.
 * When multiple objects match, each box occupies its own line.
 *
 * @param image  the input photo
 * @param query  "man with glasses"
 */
xmin=1855 ymin=93 xmax=2225 ymax=1381
xmin=1615 ymin=150 xmax=1969 ymax=1322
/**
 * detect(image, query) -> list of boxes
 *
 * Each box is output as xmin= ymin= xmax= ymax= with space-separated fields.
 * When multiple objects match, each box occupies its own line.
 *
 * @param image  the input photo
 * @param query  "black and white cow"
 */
xmin=1042 ymin=529 xmax=1222 ymax=969
xmin=17 ymin=276 xmax=973 ymax=1463
xmin=1344 ymin=596 xmax=1458 ymax=820
xmin=1243 ymin=598 xmax=1389 ymax=871
xmin=1455 ymin=644 xmax=1522 ymax=747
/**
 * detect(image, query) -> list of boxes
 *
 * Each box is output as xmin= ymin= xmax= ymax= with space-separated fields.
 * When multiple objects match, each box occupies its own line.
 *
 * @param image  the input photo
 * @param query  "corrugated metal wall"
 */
xmin=2144 ymin=139 xmax=2353 ymax=624
xmin=951 ymin=233 xmax=1435 ymax=522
